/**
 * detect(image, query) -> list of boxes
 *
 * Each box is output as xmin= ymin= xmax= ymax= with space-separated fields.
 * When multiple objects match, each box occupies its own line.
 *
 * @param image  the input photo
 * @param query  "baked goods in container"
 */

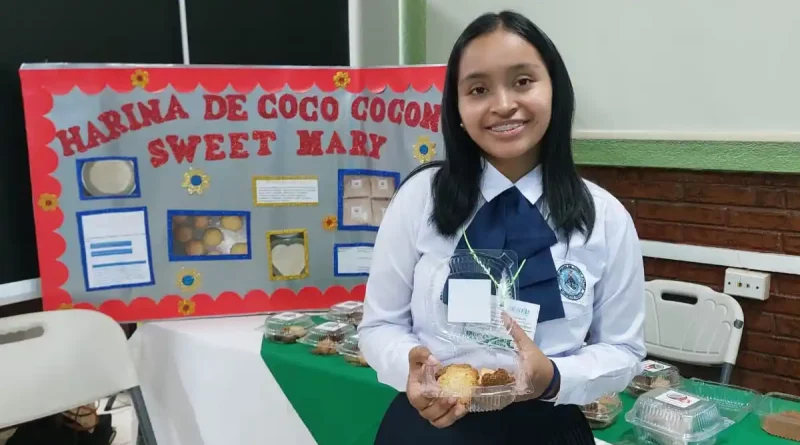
xmin=298 ymin=321 xmax=355 ymax=353
xmin=262 ymin=312 xmax=314 ymax=344
xmin=336 ymin=332 xmax=369 ymax=367
xmin=756 ymin=392 xmax=800 ymax=442
xmin=437 ymin=365 xmax=480 ymax=407
xmin=627 ymin=359 xmax=682 ymax=396
xmin=324 ymin=301 xmax=364 ymax=326
xmin=580 ymin=393 xmax=622 ymax=429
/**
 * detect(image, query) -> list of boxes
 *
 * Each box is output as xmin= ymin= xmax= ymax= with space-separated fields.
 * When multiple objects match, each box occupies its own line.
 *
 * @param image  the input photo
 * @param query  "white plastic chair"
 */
xmin=0 ymin=309 xmax=157 ymax=444
xmin=644 ymin=280 xmax=745 ymax=384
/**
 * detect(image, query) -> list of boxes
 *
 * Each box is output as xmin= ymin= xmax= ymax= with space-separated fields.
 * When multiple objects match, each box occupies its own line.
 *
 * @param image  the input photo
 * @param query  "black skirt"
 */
xmin=374 ymin=393 xmax=595 ymax=445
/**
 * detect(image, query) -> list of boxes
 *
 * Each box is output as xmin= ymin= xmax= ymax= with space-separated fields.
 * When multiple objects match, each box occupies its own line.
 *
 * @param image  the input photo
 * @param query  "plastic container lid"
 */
xmin=627 ymin=359 xmax=682 ymax=396
xmin=336 ymin=332 xmax=369 ymax=367
xmin=298 ymin=321 xmax=355 ymax=355
xmin=755 ymin=392 xmax=800 ymax=441
xmin=324 ymin=301 xmax=364 ymax=326
xmin=262 ymin=312 xmax=315 ymax=344
xmin=680 ymin=378 xmax=761 ymax=423
xmin=625 ymin=387 xmax=734 ymax=444
xmin=580 ymin=393 xmax=623 ymax=429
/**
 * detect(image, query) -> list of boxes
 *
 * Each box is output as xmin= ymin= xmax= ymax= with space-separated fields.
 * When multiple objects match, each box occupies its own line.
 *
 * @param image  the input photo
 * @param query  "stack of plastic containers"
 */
xmin=298 ymin=321 xmax=355 ymax=355
xmin=625 ymin=387 xmax=734 ymax=444
xmin=679 ymin=378 xmax=761 ymax=423
xmin=422 ymin=250 xmax=531 ymax=413
xmin=324 ymin=301 xmax=364 ymax=326
xmin=580 ymin=393 xmax=623 ymax=429
xmin=262 ymin=312 xmax=315 ymax=344
xmin=337 ymin=332 xmax=369 ymax=367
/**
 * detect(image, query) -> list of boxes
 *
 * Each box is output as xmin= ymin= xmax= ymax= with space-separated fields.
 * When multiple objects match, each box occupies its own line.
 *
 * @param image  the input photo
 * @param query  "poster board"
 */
xmin=19 ymin=64 xmax=445 ymax=322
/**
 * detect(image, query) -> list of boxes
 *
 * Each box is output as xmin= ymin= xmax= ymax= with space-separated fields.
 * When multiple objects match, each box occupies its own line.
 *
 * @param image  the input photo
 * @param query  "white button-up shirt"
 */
xmin=358 ymin=163 xmax=646 ymax=406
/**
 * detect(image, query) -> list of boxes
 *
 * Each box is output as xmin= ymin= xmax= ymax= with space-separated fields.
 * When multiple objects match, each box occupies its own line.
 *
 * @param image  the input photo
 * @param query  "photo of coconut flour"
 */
xmin=267 ymin=230 xmax=309 ymax=280
xmin=79 ymin=158 xmax=140 ymax=199
xmin=169 ymin=212 xmax=251 ymax=260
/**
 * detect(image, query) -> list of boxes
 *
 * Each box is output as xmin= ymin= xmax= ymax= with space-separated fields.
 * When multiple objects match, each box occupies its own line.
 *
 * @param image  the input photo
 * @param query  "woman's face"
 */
xmin=457 ymin=28 xmax=552 ymax=165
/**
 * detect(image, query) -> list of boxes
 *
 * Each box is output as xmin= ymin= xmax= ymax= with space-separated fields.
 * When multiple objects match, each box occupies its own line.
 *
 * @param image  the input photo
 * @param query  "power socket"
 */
xmin=723 ymin=268 xmax=770 ymax=300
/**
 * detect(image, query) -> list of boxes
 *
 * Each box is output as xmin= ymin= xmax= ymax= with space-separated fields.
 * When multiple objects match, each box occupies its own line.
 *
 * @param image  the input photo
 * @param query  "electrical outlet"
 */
xmin=723 ymin=268 xmax=770 ymax=300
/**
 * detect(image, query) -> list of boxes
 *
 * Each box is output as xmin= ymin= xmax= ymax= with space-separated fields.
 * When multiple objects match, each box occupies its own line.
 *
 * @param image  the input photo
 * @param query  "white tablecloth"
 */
xmin=129 ymin=316 xmax=317 ymax=445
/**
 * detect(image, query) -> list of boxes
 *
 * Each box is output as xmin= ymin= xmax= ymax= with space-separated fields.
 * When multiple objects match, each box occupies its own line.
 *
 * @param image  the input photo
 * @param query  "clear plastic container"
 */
xmin=421 ymin=250 xmax=530 ymax=413
xmin=298 ymin=321 xmax=355 ymax=355
xmin=755 ymin=392 xmax=800 ymax=442
xmin=625 ymin=387 xmax=734 ymax=445
xmin=324 ymin=301 xmax=364 ymax=326
xmin=679 ymin=378 xmax=761 ymax=423
xmin=262 ymin=312 xmax=315 ymax=344
xmin=627 ymin=359 xmax=682 ymax=396
xmin=336 ymin=332 xmax=369 ymax=367
xmin=580 ymin=393 xmax=623 ymax=429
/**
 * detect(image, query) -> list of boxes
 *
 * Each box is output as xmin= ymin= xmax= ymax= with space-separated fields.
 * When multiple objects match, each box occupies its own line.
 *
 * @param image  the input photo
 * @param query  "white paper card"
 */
xmin=273 ymin=312 xmax=303 ymax=321
xmin=316 ymin=321 xmax=349 ymax=332
xmin=447 ymin=279 xmax=492 ymax=323
xmin=504 ymin=300 xmax=540 ymax=340
xmin=80 ymin=209 xmax=153 ymax=291
xmin=642 ymin=360 xmax=670 ymax=372
xmin=655 ymin=390 xmax=701 ymax=409
xmin=255 ymin=178 xmax=319 ymax=205
xmin=335 ymin=245 xmax=373 ymax=275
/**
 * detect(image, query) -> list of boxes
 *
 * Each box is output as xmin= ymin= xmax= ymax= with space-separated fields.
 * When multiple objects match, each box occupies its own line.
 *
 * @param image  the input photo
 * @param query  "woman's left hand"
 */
xmin=502 ymin=313 xmax=557 ymax=400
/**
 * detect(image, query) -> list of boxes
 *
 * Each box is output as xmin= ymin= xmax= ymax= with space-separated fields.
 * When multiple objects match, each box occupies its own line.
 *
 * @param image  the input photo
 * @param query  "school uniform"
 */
xmin=358 ymin=163 xmax=646 ymax=444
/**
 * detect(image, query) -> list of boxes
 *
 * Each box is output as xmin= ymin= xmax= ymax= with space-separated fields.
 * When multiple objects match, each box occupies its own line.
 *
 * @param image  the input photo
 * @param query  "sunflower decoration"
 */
xmin=413 ymin=135 xmax=437 ymax=163
xmin=182 ymin=168 xmax=210 ymax=195
xmin=38 ymin=193 xmax=59 ymax=212
xmin=176 ymin=268 xmax=202 ymax=293
xmin=131 ymin=69 xmax=150 ymax=89
xmin=333 ymin=71 xmax=351 ymax=89
xmin=322 ymin=214 xmax=338 ymax=231
xmin=178 ymin=298 xmax=196 ymax=317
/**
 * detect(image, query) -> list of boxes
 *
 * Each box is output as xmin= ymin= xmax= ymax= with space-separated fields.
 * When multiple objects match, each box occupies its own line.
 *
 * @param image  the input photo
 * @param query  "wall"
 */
xmin=581 ymin=166 xmax=800 ymax=395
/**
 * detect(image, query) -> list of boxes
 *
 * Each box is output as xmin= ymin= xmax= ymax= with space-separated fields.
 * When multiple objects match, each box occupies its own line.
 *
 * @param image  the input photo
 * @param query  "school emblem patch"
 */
xmin=557 ymin=263 xmax=586 ymax=301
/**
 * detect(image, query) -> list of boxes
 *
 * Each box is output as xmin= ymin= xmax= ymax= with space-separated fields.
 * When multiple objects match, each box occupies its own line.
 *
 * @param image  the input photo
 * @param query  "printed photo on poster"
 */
xmin=76 ymin=207 xmax=155 ymax=291
xmin=267 ymin=229 xmax=309 ymax=281
xmin=333 ymin=243 xmax=374 ymax=277
xmin=338 ymin=169 xmax=400 ymax=231
xmin=168 ymin=210 xmax=252 ymax=261
xmin=251 ymin=175 xmax=319 ymax=207
xmin=76 ymin=156 xmax=141 ymax=200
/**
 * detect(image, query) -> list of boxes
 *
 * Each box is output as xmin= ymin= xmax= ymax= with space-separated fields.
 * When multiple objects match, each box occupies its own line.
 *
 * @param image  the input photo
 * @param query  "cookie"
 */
xmin=203 ymin=228 xmax=223 ymax=246
xmin=221 ymin=215 xmax=243 ymax=231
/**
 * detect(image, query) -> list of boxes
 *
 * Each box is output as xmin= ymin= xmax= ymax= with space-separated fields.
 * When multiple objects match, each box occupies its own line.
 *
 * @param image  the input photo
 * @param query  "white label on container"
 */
xmin=316 ymin=322 xmax=349 ymax=332
xmin=447 ymin=279 xmax=492 ymax=323
xmin=504 ymin=300 xmax=540 ymax=340
xmin=642 ymin=360 xmax=670 ymax=372
xmin=336 ymin=301 xmax=363 ymax=309
xmin=655 ymin=390 xmax=700 ymax=409
xmin=273 ymin=312 xmax=303 ymax=321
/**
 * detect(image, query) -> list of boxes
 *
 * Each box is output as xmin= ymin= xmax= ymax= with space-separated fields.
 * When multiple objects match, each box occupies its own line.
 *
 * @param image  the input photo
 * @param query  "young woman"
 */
xmin=359 ymin=10 xmax=646 ymax=444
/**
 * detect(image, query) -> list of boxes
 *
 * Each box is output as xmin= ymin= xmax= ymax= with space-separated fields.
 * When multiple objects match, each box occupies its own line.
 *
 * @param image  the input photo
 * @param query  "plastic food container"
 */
xmin=755 ymin=392 xmax=800 ymax=442
xmin=680 ymin=378 xmax=761 ymax=423
xmin=298 ymin=321 xmax=355 ymax=355
xmin=336 ymin=332 xmax=369 ymax=367
xmin=625 ymin=387 xmax=734 ymax=444
xmin=627 ymin=359 xmax=682 ymax=396
xmin=324 ymin=301 xmax=364 ymax=326
xmin=580 ymin=393 xmax=623 ymax=429
xmin=421 ymin=250 xmax=530 ymax=413
xmin=262 ymin=312 xmax=315 ymax=344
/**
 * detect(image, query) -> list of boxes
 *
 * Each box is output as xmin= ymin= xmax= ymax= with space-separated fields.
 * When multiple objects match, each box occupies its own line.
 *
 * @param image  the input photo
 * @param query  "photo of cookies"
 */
xmin=267 ymin=229 xmax=309 ymax=281
xmin=338 ymin=170 xmax=399 ymax=230
xmin=341 ymin=175 xmax=371 ymax=198
xmin=343 ymin=198 xmax=372 ymax=226
xmin=371 ymin=199 xmax=390 ymax=226
xmin=168 ymin=211 xmax=251 ymax=261
xmin=369 ymin=176 xmax=396 ymax=199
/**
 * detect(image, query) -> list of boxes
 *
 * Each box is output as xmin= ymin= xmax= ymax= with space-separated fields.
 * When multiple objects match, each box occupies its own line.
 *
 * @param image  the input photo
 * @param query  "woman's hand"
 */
xmin=406 ymin=346 xmax=467 ymax=428
xmin=502 ymin=313 xmax=557 ymax=400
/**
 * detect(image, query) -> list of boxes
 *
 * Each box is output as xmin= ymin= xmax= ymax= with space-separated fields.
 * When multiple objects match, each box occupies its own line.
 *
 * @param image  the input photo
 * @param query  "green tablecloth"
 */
xmin=593 ymin=392 xmax=794 ymax=444
xmin=261 ymin=329 xmax=793 ymax=445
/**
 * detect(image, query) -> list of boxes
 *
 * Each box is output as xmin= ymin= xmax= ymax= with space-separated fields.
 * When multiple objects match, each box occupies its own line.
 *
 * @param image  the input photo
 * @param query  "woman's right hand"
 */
xmin=406 ymin=346 xmax=467 ymax=428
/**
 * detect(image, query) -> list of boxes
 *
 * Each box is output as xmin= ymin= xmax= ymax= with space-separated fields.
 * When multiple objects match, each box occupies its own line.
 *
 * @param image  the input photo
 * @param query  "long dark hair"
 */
xmin=403 ymin=10 xmax=595 ymax=242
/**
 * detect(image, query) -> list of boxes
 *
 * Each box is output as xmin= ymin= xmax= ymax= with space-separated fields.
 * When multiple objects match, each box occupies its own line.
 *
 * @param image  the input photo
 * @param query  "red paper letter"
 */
xmin=229 ymin=132 xmax=250 ymax=159
xmin=296 ymin=130 xmax=324 ymax=156
xmin=349 ymin=130 xmax=368 ymax=157
xmin=54 ymin=126 xmax=85 ymax=157
xmin=204 ymin=95 xmax=227 ymax=120
xmin=203 ymin=133 xmax=226 ymax=161
xmin=252 ymin=130 xmax=276 ymax=156
xmin=165 ymin=134 xmax=201 ymax=164
xmin=148 ymin=138 xmax=170 ymax=168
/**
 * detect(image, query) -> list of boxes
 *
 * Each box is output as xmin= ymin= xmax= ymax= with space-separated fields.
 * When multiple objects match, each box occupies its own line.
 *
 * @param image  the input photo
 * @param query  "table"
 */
xmin=130 ymin=315 xmax=318 ymax=445
xmin=594 ymin=393 xmax=794 ymax=444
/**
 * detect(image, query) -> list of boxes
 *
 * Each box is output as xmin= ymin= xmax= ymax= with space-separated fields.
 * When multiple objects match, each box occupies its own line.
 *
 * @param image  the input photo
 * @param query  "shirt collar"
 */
xmin=480 ymin=161 xmax=543 ymax=205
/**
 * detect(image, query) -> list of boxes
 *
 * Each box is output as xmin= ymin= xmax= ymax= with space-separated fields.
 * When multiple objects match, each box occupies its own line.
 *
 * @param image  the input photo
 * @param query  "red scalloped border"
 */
xmin=20 ymin=65 xmax=445 ymax=323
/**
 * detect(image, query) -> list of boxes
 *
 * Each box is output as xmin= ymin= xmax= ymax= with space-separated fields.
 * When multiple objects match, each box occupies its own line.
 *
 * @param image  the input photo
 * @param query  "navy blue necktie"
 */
xmin=444 ymin=187 xmax=565 ymax=323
